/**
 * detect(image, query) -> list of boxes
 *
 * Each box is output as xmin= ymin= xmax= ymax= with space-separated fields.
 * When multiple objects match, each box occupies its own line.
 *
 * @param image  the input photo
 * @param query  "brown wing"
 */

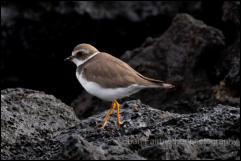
xmin=78 ymin=52 xmax=172 ymax=88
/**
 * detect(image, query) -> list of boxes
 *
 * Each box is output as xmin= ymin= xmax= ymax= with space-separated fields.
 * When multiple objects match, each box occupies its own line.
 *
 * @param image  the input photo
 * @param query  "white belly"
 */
xmin=76 ymin=72 xmax=144 ymax=101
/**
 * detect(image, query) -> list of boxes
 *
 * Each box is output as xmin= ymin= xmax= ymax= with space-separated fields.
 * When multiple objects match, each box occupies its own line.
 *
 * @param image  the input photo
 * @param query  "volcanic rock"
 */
xmin=1 ymin=88 xmax=239 ymax=160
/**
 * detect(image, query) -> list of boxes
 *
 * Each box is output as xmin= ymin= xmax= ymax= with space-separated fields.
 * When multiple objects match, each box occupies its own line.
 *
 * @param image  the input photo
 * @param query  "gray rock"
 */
xmin=2 ymin=88 xmax=239 ymax=160
xmin=221 ymin=1 xmax=240 ymax=91
xmin=48 ymin=100 xmax=241 ymax=160
xmin=213 ymin=37 xmax=240 ymax=97
xmin=1 ymin=88 xmax=79 ymax=142
xmin=222 ymin=1 xmax=240 ymax=28
xmin=72 ymin=1 xmax=202 ymax=22
xmin=53 ymin=134 xmax=106 ymax=160
xmin=139 ymin=139 xmax=240 ymax=160
xmin=54 ymin=99 xmax=240 ymax=160
xmin=1 ymin=2 xmax=202 ymax=24
xmin=210 ymin=1 xmax=240 ymax=106
xmin=1 ymin=88 xmax=79 ymax=160
xmin=222 ymin=1 xmax=240 ymax=91
xmin=122 ymin=13 xmax=225 ymax=83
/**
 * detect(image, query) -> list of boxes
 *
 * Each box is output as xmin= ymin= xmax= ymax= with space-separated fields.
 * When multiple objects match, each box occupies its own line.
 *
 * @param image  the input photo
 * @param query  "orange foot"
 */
xmin=95 ymin=101 xmax=116 ymax=129
xmin=96 ymin=120 xmax=107 ymax=129
xmin=96 ymin=100 xmax=124 ymax=129
xmin=115 ymin=100 xmax=123 ymax=129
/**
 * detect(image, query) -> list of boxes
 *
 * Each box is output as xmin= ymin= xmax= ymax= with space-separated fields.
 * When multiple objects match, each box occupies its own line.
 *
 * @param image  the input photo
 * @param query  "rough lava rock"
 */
xmin=212 ymin=37 xmax=240 ymax=100
xmin=222 ymin=1 xmax=240 ymax=45
xmin=1 ymin=88 xmax=240 ymax=160
xmin=209 ymin=1 xmax=240 ymax=107
xmin=1 ymin=88 xmax=79 ymax=160
xmin=1 ymin=1 xmax=202 ymax=26
xmin=139 ymin=139 xmax=240 ymax=160
xmin=214 ymin=1 xmax=240 ymax=92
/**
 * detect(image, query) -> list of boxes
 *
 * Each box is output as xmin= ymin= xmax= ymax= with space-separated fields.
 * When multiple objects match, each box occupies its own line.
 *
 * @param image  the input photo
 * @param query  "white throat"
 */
xmin=72 ymin=52 xmax=100 ymax=66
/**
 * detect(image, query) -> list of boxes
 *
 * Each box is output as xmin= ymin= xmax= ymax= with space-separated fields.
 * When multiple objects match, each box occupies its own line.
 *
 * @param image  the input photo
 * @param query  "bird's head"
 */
xmin=65 ymin=43 xmax=99 ymax=66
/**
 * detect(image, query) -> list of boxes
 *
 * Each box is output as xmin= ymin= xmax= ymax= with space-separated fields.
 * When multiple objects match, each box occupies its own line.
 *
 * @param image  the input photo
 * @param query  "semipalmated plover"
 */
xmin=65 ymin=43 xmax=174 ymax=128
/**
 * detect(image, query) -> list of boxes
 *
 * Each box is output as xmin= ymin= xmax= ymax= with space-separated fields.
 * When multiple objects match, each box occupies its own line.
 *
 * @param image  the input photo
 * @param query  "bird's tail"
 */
xmin=158 ymin=82 xmax=175 ymax=88
xmin=147 ymin=79 xmax=175 ymax=88
xmin=137 ymin=73 xmax=175 ymax=88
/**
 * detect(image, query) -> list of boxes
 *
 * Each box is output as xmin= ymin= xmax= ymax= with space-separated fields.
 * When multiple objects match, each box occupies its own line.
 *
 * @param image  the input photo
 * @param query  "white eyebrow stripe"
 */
xmin=72 ymin=49 xmax=90 ymax=56
xmin=72 ymin=51 xmax=100 ymax=66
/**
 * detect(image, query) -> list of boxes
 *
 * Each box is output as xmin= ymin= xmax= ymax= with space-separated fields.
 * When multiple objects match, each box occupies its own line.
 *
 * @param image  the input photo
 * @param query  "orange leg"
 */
xmin=114 ymin=100 xmax=123 ymax=127
xmin=96 ymin=101 xmax=116 ymax=128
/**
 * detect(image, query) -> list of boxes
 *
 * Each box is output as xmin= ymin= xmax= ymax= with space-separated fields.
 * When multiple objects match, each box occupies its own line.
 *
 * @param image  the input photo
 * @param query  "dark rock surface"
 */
xmin=211 ymin=1 xmax=240 ymax=107
xmin=212 ymin=1 xmax=240 ymax=96
xmin=1 ymin=88 xmax=79 ymax=160
xmin=222 ymin=1 xmax=240 ymax=45
xmin=139 ymin=139 xmax=240 ymax=160
xmin=1 ymin=88 xmax=240 ymax=160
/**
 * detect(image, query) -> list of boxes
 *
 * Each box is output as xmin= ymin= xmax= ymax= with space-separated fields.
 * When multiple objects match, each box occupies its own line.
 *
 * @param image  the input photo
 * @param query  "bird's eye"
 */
xmin=76 ymin=52 xmax=82 ymax=57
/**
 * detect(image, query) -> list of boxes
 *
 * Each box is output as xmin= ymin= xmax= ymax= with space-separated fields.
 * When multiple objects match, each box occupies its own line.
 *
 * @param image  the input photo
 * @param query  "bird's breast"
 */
xmin=75 ymin=72 xmax=144 ymax=101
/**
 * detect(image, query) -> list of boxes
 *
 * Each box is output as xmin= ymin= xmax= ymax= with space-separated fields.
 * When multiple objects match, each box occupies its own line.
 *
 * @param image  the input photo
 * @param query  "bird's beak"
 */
xmin=64 ymin=56 xmax=74 ymax=62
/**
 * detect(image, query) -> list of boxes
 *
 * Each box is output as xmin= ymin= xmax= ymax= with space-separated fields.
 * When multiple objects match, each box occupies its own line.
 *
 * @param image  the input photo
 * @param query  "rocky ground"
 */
xmin=1 ymin=88 xmax=240 ymax=160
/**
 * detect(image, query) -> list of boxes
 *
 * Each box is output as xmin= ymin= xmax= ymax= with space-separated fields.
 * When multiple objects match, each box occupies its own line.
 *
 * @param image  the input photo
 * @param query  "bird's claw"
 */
xmin=95 ymin=121 xmax=106 ymax=129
